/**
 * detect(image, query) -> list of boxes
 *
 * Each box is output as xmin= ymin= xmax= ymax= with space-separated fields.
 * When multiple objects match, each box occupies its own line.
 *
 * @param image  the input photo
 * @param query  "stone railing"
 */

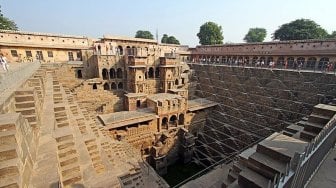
xmin=274 ymin=114 xmax=336 ymax=188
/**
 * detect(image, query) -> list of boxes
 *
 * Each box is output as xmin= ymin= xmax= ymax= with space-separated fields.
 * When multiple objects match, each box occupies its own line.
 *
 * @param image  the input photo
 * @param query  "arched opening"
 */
xmin=77 ymin=70 xmax=82 ymax=78
xmin=287 ymin=57 xmax=294 ymax=69
xmin=277 ymin=57 xmax=285 ymax=68
xmin=169 ymin=115 xmax=177 ymax=127
xmin=136 ymin=100 xmax=141 ymax=108
xmin=175 ymin=79 xmax=179 ymax=85
xmin=297 ymin=57 xmax=305 ymax=69
xmin=118 ymin=82 xmax=123 ymax=89
xmin=318 ymin=57 xmax=329 ymax=71
xmin=148 ymin=67 xmax=154 ymax=78
xmin=132 ymin=46 xmax=137 ymax=56
xmin=155 ymin=68 xmax=160 ymax=78
xmin=102 ymin=69 xmax=108 ymax=80
xmin=93 ymin=83 xmax=97 ymax=90
xmin=110 ymin=68 xmax=116 ymax=79
xmin=178 ymin=114 xmax=184 ymax=125
xmin=111 ymin=82 xmax=117 ymax=90
xmin=97 ymin=45 xmax=101 ymax=55
xmin=307 ymin=57 xmax=317 ymax=70
xmin=117 ymin=46 xmax=123 ymax=55
xmin=162 ymin=117 xmax=168 ymax=130
xmin=252 ymin=56 xmax=258 ymax=66
xmin=103 ymin=83 xmax=109 ymax=90
xmin=117 ymin=68 xmax=123 ymax=78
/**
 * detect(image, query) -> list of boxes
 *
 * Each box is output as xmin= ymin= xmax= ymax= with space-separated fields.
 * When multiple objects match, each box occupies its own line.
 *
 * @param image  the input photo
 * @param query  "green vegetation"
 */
xmin=0 ymin=6 xmax=18 ymax=30
xmin=273 ymin=19 xmax=328 ymax=41
xmin=161 ymin=34 xmax=180 ymax=45
xmin=244 ymin=28 xmax=267 ymax=42
xmin=197 ymin=21 xmax=223 ymax=45
xmin=135 ymin=30 xmax=154 ymax=39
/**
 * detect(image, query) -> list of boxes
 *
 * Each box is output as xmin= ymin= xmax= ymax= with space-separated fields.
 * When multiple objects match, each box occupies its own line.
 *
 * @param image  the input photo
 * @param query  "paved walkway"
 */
xmin=30 ymin=72 xmax=59 ymax=188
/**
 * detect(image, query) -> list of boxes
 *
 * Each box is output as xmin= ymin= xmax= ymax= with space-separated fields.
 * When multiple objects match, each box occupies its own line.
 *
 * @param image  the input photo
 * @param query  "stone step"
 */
xmin=61 ymin=166 xmax=81 ymax=180
xmin=15 ymin=101 xmax=36 ymax=109
xmin=0 ymin=178 xmax=19 ymax=188
xmin=285 ymin=124 xmax=304 ymax=134
xmin=23 ymin=115 xmax=37 ymax=123
xmin=238 ymin=167 xmax=270 ymax=188
xmin=15 ymin=107 xmax=36 ymax=116
xmin=256 ymin=133 xmax=307 ymax=163
xmin=299 ymin=121 xmax=324 ymax=133
xmin=247 ymin=152 xmax=286 ymax=179
xmin=62 ymin=174 xmax=82 ymax=187
xmin=14 ymin=89 xmax=34 ymax=95
xmin=15 ymin=95 xmax=35 ymax=103
xmin=0 ymin=129 xmax=16 ymax=138
xmin=0 ymin=148 xmax=18 ymax=162
xmin=300 ymin=130 xmax=318 ymax=141
xmin=312 ymin=104 xmax=336 ymax=118
xmin=308 ymin=114 xmax=331 ymax=125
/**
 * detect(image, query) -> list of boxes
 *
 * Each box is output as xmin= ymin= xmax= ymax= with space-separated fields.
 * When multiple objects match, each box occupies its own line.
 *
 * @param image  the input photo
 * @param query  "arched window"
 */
xmin=110 ymin=68 xmax=116 ymax=79
xmin=111 ymin=82 xmax=117 ymax=90
xmin=117 ymin=68 xmax=123 ymax=78
xmin=102 ymin=69 xmax=108 ymax=80
xmin=93 ymin=83 xmax=97 ymax=90
xmin=148 ymin=67 xmax=154 ymax=78
xmin=118 ymin=82 xmax=123 ymax=89
xmin=97 ymin=45 xmax=101 ymax=55
xmin=77 ymin=70 xmax=82 ymax=78
xmin=103 ymin=83 xmax=109 ymax=90
xmin=178 ymin=114 xmax=184 ymax=125
xmin=307 ymin=57 xmax=317 ymax=70
xmin=175 ymin=79 xmax=179 ymax=85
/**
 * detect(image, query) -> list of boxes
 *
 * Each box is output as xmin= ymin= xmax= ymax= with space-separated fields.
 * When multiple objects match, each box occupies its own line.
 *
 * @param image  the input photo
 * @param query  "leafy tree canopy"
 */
xmin=135 ymin=30 xmax=154 ymax=39
xmin=0 ymin=6 xmax=18 ymax=30
xmin=161 ymin=34 xmax=180 ymax=44
xmin=197 ymin=21 xmax=223 ymax=45
xmin=328 ymin=31 xmax=336 ymax=39
xmin=244 ymin=28 xmax=266 ymax=42
xmin=273 ymin=19 xmax=328 ymax=41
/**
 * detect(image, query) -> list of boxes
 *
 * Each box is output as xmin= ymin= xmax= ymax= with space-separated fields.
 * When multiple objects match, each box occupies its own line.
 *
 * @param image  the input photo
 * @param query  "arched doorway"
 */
xmin=117 ymin=68 xmax=123 ymax=78
xmin=318 ymin=57 xmax=329 ymax=71
xmin=297 ymin=57 xmax=305 ymax=68
xmin=102 ymin=69 xmax=108 ymax=80
xmin=277 ymin=57 xmax=285 ymax=68
xmin=93 ymin=83 xmax=97 ymax=90
xmin=111 ymin=82 xmax=117 ymax=90
xmin=148 ymin=67 xmax=154 ymax=78
xmin=307 ymin=57 xmax=317 ymax=70
xmin=118 ymin=82 xmax=123 ymax=89
xmin=155 ymin=68 xmax=160 ymax=78
xmin=77 ymin=70 xmax=82 ymax=78
xmin=175 ymin=79 xmax=179 ymax=85
xmin=110 ymin=68 xmax=116 ymax=79
xmin=178 ymin=114 xmax=184 ymax=125
xmin=162 ymin=117 xmax=168 ymax=130
xmin=169 ymin=115 xmax=177 ymax=127
xmin=287 ymin=57 xmax=294 ymax=69
xmin=117 ymin=46 xmax=123 ymax=55
xmin=103 ymin=83 xmax=109 ymax=90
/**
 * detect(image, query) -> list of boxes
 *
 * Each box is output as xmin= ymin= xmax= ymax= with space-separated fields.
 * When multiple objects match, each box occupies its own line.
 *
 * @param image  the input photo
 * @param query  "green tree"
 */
xmin=161 ymin=34 xmax=180 ymax=44
xmin=161 ymin=34 xmax=169 ymax=43
xmin=167 ymin=36 xmax=180 ymax=44
xmin=0 ymin=6 xmax=18 ymax=30
xmin=197 ymin=21 xmax=223 ymax=45
xmin=135 ymin=30 xmax=154 ymax=39
xmin=273 ymin=19 xmax=328 ymax=41
xmin=244 ymin=28 xmax=266 ymax=42
xmin=328 ymin=31 xmax=336 ymax=39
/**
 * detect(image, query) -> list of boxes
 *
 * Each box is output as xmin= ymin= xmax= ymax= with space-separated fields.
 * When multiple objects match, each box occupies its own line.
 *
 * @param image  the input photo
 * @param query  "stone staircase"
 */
xmin=0 ymin=113 xmax=37 ymax=188
xmin=14 ymin=89 xmax=41 ymax=133
xmin=234 ymin=133 xmax=307 ymax=188
xmin=299 ymin=104 xmax=336 ymax=141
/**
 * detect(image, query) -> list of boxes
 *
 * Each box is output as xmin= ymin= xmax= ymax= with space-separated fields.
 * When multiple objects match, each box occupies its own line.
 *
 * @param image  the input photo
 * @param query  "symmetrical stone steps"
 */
xmin=14 ymin=89 xmax=40 ymax=131
xmin=0 ymin=113 xmax=37 ymax=188
xmin=55 ymin=134 xmax=83 ymax=187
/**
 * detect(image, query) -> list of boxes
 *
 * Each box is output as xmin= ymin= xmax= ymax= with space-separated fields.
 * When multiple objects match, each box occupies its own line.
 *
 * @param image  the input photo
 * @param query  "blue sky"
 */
xmin=1 ymin=0 xmax=335 ymax=46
